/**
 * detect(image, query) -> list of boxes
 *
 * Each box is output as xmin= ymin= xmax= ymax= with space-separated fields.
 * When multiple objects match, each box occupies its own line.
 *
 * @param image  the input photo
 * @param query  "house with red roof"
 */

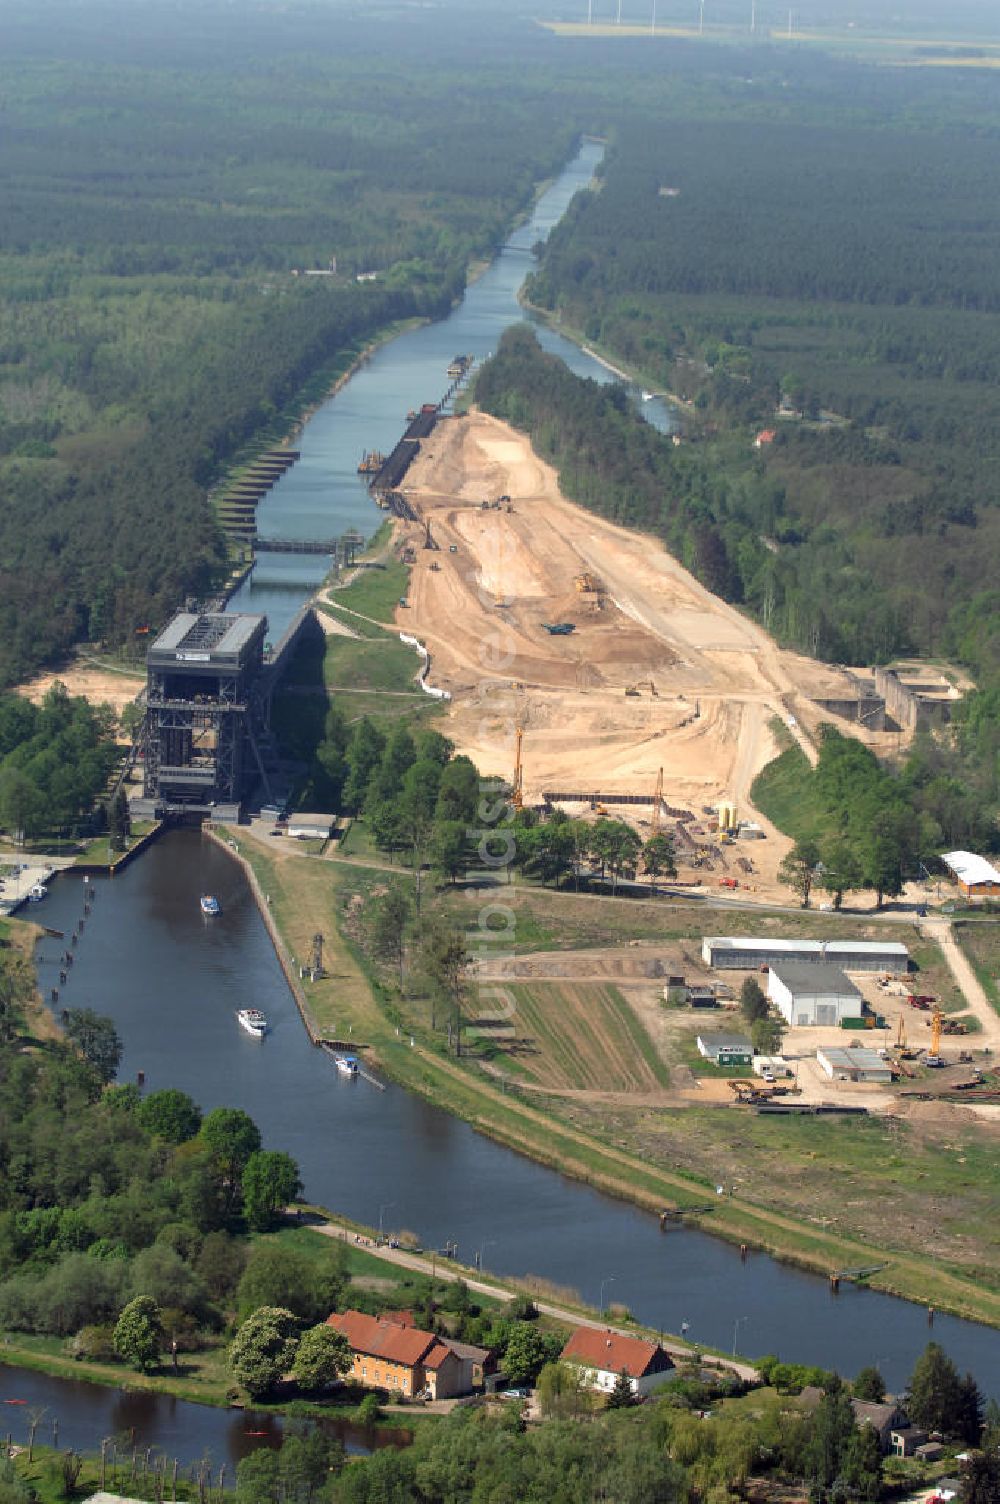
xmin=326 ymin=1310 xmax=478 ymax=1399
xmin=754 ymin=429 xmax=777 ymax=449
xmin=559 ymin=1326 xmax=675 ymax=1399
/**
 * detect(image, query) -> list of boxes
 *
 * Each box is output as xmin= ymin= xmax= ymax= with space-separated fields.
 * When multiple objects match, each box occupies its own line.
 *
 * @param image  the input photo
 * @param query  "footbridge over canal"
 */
xmin=133 ymin=605 xmax=322 ymax=821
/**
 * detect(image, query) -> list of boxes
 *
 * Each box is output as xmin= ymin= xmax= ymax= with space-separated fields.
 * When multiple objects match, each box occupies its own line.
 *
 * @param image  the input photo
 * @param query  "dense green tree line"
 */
xmin=0 ymin=1006 xmax=309 ymax=1354
xmin=0 ymin=684 xmax=118 ymax=841
xmin=754 ymin=725 xmax=997 ymax=903
xmin=324 ymin=712 xmax=484 ymax=877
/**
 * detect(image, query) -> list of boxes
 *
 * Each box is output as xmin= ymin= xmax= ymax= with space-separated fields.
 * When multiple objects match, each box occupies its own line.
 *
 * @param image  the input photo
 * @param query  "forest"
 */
xmin=0 ymin=0 xmax=591 ymax=687
xmin=0 ymin=685 xmax=118 ymax=843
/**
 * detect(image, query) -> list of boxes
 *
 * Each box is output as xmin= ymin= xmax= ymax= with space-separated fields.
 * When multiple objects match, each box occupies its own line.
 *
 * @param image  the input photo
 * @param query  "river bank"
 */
xmin=215 ymin=827 xmax=1000 ymax=1333
xmin=519 ymin=292 xmax=696 ymax=416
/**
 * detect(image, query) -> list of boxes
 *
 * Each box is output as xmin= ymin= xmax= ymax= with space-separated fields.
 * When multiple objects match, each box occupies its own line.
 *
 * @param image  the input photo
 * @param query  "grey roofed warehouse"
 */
xmin=767 ymin=962 xmax=863 ymax=1027
xmin=701 ymin=937 xmax=909 ymax=972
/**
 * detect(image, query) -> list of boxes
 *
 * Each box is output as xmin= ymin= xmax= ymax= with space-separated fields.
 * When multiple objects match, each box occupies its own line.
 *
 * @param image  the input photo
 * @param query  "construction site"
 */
xmin=391 ymin=411 xmax=917 ymax=898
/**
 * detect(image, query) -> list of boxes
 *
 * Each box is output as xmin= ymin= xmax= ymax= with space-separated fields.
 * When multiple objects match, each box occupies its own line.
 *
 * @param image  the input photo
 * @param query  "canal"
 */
xmin=31 ymin=834 xmax=1000 ymax=1404
xmin=0 ymin=1362 xmax=408 ymax=1471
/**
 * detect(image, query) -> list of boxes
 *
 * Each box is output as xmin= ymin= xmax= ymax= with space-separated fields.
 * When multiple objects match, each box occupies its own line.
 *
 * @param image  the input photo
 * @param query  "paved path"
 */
xmin=315 ymin=1219 xmax=759 ymax=1382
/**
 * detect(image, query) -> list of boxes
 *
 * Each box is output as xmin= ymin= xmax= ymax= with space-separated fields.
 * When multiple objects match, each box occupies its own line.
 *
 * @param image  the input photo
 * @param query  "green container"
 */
xmin=841 ymin=1016 xmax=867 ymax=1030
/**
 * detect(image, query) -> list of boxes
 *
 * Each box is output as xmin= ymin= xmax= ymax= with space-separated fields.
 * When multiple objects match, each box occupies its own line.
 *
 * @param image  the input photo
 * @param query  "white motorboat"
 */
xmin=334 ymin=1054 xmax=359 ymax=1076
xmin=28 ymin=883 xmax=48 ymax=902
xmin=237 ymin=1008 xmax=267 ymax=1039
xmin=200 ymin=894 xmax=221 ymax=916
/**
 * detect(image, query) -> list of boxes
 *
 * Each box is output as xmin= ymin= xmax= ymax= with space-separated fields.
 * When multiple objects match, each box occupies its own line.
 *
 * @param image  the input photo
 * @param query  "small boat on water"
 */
xmin=237 ymin=1008 xmax=268 ymax=1039
xmin=28 ymin=883 xmax=48 ymax=902
xmin=641 ymin=390 xmax=655 ymax=402
xmin=334 ymin=1054 xmax=359 ymax=1077
xmin=200 ymin=894 xmax=221 ymax=916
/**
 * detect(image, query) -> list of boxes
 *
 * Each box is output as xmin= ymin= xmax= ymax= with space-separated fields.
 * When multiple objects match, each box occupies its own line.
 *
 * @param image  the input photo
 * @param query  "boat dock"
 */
xmin=319 ymin=1038 xmax=385 ymax=1089
xmin=0 ymin=858 xmax=72 ymax=916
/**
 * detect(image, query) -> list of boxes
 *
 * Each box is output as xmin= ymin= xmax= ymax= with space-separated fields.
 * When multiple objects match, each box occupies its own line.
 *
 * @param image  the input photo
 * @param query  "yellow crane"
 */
xmin=895 ymin=1013 xmax=907 ymax=1052
xmin=512 ymin=725 xmax=524 ymax=810
xmin=929 ymin=1006 xmax=943 ymax=1058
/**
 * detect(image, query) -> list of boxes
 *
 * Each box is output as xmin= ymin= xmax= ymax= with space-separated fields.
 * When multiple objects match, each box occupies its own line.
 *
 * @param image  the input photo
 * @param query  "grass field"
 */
xmin=320 ymin=635 xmax=423 ymax=694
xmin=749 ymin=736 xmax=830 ymax=845
xmin=330 ymin=555 xmax=410 ymax=625
xmin=487 ymin=981 xmax=670 ymax=1092
xmin=954 ymin=922 xmax=1000 ymax=1015
xmin=439 ymin=880 xmax=926 ymax=954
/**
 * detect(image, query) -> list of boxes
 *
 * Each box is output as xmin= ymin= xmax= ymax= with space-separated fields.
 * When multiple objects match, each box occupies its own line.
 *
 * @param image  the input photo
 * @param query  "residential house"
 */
xmin=850 ymin=1398 xmax=909 ymax=1454
xmin=559 ymin=1327 xmax=675 ymax=1398
xmin=327 ymin=1310 xmax=466 ymax=1399
xmin=444 ymin=1337 xmax=493 ymax=1392
xmin=890 ymin=1424 xmax=929 ymax=1458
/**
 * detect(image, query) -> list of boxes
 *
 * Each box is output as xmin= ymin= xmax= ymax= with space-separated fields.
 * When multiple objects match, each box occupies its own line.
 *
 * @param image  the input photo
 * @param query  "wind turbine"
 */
xmin=699 ymin=0 xmax=704 ymax=33
xmin=750 ymin=0 xmax=756 ymax=33
xmin=617 ymin=0 xmax=623 ymax=22
xmin=651 ymin=0 xmax=657 ymax=34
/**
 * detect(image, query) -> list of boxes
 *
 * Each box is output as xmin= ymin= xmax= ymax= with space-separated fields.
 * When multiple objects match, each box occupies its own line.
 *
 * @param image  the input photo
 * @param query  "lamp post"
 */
xmin=477 ymin=1237 xmax=495 ymax=1271
xmin=599 ymin=1276 xmax=616 ymax=1315
xmin=732 ymin=1315 xmax=748 ymax=1356
xmin=378 ymin=1202 xmax=395 ymax=1241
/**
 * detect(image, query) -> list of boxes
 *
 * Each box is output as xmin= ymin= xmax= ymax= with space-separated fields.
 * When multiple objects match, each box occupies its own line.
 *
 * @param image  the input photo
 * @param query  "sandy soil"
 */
xmin=18 ymin=662 xmax=143 ymax=718
xmin=398 ymin=413 xmax=884 ymax=896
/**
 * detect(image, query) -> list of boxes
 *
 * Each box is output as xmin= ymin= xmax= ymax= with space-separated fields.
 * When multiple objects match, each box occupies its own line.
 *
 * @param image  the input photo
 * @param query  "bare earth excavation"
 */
xmin=395 ymin=411 xmax=884 ymax=897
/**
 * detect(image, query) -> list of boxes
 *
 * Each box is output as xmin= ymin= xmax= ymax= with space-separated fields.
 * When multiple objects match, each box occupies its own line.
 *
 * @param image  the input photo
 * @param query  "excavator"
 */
xmin=625 ymin=680 xmax=658 ymax=698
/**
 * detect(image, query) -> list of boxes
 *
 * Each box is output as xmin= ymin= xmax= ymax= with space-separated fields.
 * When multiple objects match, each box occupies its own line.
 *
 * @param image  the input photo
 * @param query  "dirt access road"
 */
xmin=18 ymin=659 xmax=143 ymax=718
xmin=922 ymin=916 xmax=1000 ymax=1052
xmin=399 ymin=413 xmax=862 ymax=886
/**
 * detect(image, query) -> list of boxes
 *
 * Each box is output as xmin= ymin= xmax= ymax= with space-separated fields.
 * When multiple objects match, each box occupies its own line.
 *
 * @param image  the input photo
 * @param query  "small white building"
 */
xmin=752 ymin=1054 xmax=791 ymax=1078
xmin=697 ymin=1033 xmax=753 ymax=1067
xmin=285 ymin=812 xmax=335 ymax=840
xmin=768 ymin=962 xmax=863 ymax=1028
xmin=817 ymin=1046 xmax=892 ymax=1084
xmin=559 ymin=1327 xmax=675 ymax=1398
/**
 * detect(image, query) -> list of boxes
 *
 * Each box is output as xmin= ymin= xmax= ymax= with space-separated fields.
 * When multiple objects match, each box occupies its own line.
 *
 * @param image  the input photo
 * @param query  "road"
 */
xmin=921 ymin=916 xmax=1000 ymax=1050
xmin=314 ymin=1219 xmax=759 ymax=1382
